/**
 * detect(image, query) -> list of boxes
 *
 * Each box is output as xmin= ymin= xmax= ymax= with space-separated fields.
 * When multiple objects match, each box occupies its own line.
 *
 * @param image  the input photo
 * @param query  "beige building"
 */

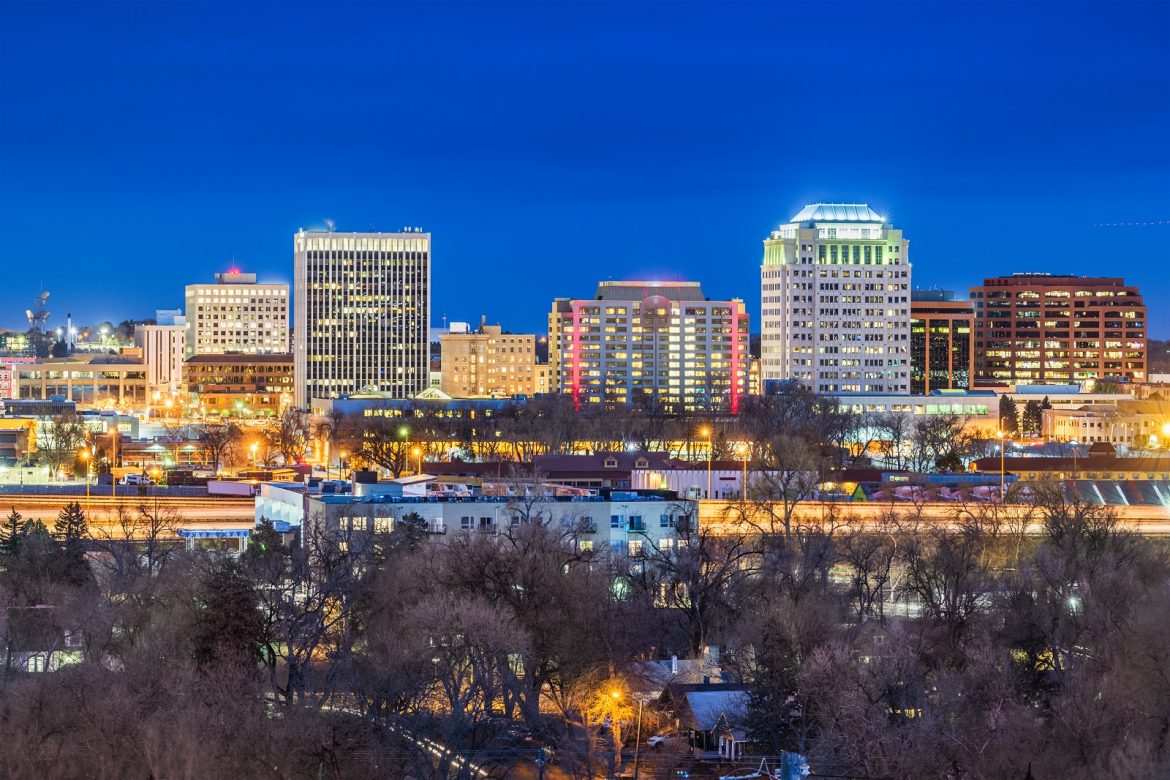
xmin=1042 ymin=399 xmax=1170 ymax=448
xmin=549 ymin=280 xmax=749 ymax=413
xmin=440 ymin=320 xmax=546 ymax=398
xmin=11 ymin=355 xmax=148 ymax=406
xmin=185 ymin=270 xmax=289 ymax=357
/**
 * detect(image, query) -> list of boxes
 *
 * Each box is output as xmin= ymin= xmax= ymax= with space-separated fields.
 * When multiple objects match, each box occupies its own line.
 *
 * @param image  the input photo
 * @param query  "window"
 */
xmin=611 ymin=514 xmax=621 ymax=528
xmin=461 ymin=516 xmax=474 ymax=531
xmin=660 ymin=513 xmax=672 ymax=528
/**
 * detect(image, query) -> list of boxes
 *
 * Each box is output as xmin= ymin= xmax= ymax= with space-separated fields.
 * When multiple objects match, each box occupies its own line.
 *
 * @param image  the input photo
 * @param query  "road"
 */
xmin=0 ymin=493 xmax=256 ymax=532
xmin=698 ymin=499 xmax=1170 ymax=535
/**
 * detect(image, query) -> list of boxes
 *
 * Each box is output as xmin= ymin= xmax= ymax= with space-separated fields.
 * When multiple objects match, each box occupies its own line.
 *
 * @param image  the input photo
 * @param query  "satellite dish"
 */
xmin=41 ymin=291 xmax=50 ymax=303
xmin=25 ymin=309 xmax=33 ymax=321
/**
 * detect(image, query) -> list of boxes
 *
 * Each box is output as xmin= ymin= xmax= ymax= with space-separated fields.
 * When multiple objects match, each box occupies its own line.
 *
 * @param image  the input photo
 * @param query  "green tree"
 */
xmin=1022 ymin=399 xmax=1043 ymax=436
xmin=193 ymin=559 xmax=263 ymax=673
xmin=54 ymin=501 xmax=91 ymax=586
xmin=54 ymin=502 xmax=87 ymax=544
xmin=0 ymin=507 xmax=24 ymax=558
xmin=999 ymin=395 xmax=1019 ymax=436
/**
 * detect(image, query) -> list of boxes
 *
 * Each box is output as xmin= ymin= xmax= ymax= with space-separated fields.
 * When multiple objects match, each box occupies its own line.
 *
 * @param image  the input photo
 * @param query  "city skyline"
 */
xmin=1 ymin=1 xmax=1168 ymax=335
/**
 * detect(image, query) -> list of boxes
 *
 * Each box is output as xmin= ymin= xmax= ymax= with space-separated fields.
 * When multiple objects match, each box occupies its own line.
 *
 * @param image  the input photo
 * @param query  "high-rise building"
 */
xmin=440 ymin=318 xmax=545 ymax=398
xmin=910 ymin=291 xmax=974 ymax=395
xmin=293 ymin=228 xmax=430 ymax=407
xmin=548 ymin=280 xmax=749 ymax=413
xmin=134 ymin=319 xmax=187 ymax=397
xmin=970 ymin=274 xmax=1146 ymax=386
xmin=184 ymin=271 xmax=289 ymax=357
xmin=761 ymin=203 xmax=911 ymax=394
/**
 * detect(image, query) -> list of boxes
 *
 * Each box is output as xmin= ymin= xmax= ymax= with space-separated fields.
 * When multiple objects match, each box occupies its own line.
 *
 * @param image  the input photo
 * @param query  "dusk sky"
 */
xmin=1 ymin=0 xmax=1167 ymax=335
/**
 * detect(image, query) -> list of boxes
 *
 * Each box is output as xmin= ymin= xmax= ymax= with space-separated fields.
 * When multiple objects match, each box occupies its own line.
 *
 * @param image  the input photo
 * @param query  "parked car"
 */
xmin=121 ymin=473 xmax=154 ymax=486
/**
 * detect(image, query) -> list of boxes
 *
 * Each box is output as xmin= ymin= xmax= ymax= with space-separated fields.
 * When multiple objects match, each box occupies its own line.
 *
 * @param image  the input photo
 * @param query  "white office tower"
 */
xmin=184 ymin=271 xmax=289 ymax=357
xmin=134 ymin=319 xmax=186 ymax=396
xmin=293 ymin=228 xmax=431 ymax=408
xmin=761 ymin=203 xmax=910 ymax=394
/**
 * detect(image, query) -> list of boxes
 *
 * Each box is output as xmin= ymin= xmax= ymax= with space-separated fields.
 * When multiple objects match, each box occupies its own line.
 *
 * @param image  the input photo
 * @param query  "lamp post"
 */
xmin=996 ymin=430 xmax=1006 ymax=503
xmin=412 ymin=446 xmax=422 ymax=475
xmin=700 ymin=426 xmax=712 ymax=499
xmin=249 ymin=441 xmax=259 ymax=468
xmin=79 ymin=447 xmax=92 ymax=515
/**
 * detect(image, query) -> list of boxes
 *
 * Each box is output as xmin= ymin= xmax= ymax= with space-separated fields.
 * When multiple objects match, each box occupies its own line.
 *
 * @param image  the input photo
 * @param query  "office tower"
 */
xmin=970 ymin=274 xmax=1146 ymax=386
xmin=761 ymin=203 xmax=911 ymax=394
xmin=548 ymin=280 xmax=749 ymax=413
xmin=184 ymin=270 xmax=289 ymax=357
xmin=293 ymin=228 xmax=430 ymax=407
xmin=134 ymin=319 xmax=187 ymax=397
xmin=440 ymin=317 xmax=545 ymax=398
xmin=910 ymin=291 xmax=975 ymax=395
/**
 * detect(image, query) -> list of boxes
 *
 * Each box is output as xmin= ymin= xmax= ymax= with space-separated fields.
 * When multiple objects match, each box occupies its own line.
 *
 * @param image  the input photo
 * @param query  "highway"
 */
xmin=697 ymin=500 xmax=1170 ymax=536
xmin=0 ymin=493 xmax=256 ymax=533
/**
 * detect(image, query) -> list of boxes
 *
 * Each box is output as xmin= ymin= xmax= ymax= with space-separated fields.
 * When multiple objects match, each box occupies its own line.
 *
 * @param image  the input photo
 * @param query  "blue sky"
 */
xmin=1 ymin=0 xmax=1167 ymax=335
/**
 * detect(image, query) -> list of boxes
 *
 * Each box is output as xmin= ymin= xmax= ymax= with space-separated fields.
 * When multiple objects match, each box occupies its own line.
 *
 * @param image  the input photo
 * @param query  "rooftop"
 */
xmin=789 ymin=203 xmax=885 ymax=224
xmin=594 ymin=280 xmax=707 ymax=302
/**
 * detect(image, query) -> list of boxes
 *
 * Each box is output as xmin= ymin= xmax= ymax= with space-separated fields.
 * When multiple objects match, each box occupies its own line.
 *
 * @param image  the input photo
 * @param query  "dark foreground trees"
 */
xmin=1 ymin=488 xmax=1168 ymax=778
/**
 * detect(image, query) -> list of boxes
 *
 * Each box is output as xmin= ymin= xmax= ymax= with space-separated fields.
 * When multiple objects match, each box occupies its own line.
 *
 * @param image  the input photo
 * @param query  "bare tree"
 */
xmin=37 ymin=414 xmax=88 ymax=475
xmin=195 ymin=421 xmax=242 ymax=474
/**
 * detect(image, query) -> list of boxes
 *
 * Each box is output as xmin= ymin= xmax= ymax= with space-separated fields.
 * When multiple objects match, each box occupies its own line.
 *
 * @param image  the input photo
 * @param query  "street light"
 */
xmin=699 ymin=426 xmax=712 ymax=499
xmin=79 ymin=447 xmax=92 ymax=515
xmin=996 ymin=430 xmax=1006 ymax=503
xmin=412 ymin=446 xmax=422 ymax=475
xmin=249 ymin=441 xmax=259 ymax=467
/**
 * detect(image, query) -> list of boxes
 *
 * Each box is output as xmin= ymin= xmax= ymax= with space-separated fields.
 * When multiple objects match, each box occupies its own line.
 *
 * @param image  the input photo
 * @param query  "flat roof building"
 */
xmin=440 ymin=318 xmax=545 ymax=399
xmin=549 ymin=280 xmax=749 ymax=413
xmin=761 ymin=203 xmax=911 ymax=394
xmin=185 ymin=270 xmax=289 ymax=357
xmin=294 ymin=229 xmax=430 ymax=407
xmin=911 ymin=291 xmax=975 ymax=395
xmin=970 ymin=274 xmax=1146 ymax=387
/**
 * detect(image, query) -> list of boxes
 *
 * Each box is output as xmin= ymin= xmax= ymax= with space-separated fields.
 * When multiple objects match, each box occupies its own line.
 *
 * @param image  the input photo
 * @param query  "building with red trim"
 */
xmin=548 ymin=281 xmax=749 ymax=413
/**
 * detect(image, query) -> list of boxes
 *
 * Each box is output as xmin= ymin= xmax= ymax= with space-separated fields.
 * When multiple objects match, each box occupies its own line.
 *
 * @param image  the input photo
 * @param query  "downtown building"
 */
xmin=910 ymin=290 xmax=975 ymax=395
xmin=293 ymin=228 xmax=430 ymax=407
xmin=970 ymin=274 xmax=1146 ymax=387
xmin=548 ymin=280 xmax=749 ymax=413
xmin=184 ymin=270 xmax=290 ymax=357
xmin=134 ymin=310 xmax=188 ymax=398
xmin=761 ymin=203 xmax=911 ymax=394
xmin=439 ymin=318 xmax=550 ymax=398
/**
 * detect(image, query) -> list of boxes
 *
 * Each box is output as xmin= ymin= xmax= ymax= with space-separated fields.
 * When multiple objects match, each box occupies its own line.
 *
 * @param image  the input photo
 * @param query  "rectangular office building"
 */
xmin=293 ymin=229 xmax=430 ymax=407
xmin=910 ymin=291 xmax=974 ymax=395
xmin=761 ymin=203 xmax=911 ymax=394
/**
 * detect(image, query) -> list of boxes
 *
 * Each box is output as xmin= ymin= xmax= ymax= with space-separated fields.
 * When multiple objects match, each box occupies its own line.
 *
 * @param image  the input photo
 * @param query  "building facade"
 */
xmin=970 ymin=274 xmax=1146 ymax=387
xmin=440 ymin=319 xmax=545 ymax=398
xmin=185 ymin=271 xmax=289 ymax=357
xmin=134 ymin=324 xmax=187 ymax=397
xmin=1042 ymin=399 xmax=1170 ymax=448
xmin=761 ymin=203 xmax=911 ymax=394
xmin=184 ymin=353 xmax=294 ymax=417
xmin=11 ymin=356 xmax=148 ymax=406
xmin=293 ymin=229 xmax=431 ymax=407
xmin=910 ymin=291 xmax=975 ymax=395
xmin=548 ymin=281 xmax=749 ymax=413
